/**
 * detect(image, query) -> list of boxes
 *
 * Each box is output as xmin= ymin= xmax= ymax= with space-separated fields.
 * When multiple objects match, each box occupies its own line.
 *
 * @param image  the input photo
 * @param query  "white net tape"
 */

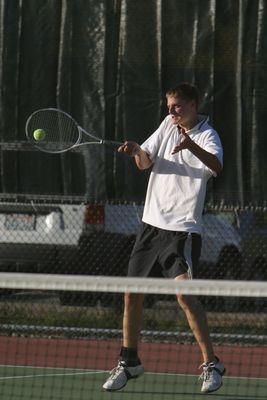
xmin=0 ymin=273 xmax=266 ymax=297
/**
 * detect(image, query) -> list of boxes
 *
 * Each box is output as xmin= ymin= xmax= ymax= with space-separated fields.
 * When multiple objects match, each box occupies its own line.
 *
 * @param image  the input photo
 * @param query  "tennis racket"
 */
xmin=25 ymin=108 xmax=123 ymax=154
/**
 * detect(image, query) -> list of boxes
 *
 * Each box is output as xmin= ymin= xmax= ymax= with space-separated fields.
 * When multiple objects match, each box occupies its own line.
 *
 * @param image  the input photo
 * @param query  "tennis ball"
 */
xmin=33 ymin=129 xmax=46 ymax=141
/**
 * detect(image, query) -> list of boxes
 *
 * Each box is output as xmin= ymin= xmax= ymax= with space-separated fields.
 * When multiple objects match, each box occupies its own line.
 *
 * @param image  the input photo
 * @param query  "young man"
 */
xmin=103 ymin=83 xmax=225 ymax=393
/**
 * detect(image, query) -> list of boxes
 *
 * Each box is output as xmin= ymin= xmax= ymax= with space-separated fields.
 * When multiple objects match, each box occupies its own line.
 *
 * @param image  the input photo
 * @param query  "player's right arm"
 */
xmin=118 ymin=141 xmax=152 ymax=170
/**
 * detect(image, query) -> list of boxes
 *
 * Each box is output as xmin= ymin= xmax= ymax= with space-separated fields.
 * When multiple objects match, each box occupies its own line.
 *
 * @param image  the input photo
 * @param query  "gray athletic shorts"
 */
xmin=128 ymin=223 xmax=202 ymax=279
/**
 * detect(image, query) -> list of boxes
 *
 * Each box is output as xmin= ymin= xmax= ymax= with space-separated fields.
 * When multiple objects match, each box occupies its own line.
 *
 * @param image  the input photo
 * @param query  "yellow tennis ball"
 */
xmin=33 ymin=129 xmax=46 ymax=141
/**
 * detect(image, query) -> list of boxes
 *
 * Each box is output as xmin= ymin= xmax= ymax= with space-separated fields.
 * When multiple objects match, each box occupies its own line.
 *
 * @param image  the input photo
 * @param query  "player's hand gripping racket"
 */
xmin=26 ymin=108 xmax=123 ymax=153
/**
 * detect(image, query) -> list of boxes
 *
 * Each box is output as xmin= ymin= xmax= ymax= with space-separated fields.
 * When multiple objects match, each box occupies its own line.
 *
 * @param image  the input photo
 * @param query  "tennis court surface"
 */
xmin=1 ymin=366 xmax=267 ymax=399
xmin=0 ymin=274 xmax=266 ymax=399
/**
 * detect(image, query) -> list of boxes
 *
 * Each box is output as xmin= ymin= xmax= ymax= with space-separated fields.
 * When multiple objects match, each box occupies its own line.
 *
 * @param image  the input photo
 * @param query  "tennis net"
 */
xmin=0 ymin=273 xmax=266 ymax=400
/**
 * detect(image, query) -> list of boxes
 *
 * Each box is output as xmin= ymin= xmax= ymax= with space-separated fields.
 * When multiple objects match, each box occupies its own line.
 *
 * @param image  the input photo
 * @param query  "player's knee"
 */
xmin=176 ymin=293 xmax=187 ymax=309
xmin=177 ymin=293 xmax=197 ymax=312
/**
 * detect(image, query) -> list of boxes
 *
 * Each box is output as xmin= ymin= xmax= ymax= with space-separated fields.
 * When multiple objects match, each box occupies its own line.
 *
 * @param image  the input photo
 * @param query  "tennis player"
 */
xmin=103 ymin=83 xmax=225 ymax=393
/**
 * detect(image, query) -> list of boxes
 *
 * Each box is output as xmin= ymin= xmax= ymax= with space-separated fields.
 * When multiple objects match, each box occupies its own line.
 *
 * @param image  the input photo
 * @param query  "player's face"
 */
xmin=167 ymin=96 xmax=196 ymax=126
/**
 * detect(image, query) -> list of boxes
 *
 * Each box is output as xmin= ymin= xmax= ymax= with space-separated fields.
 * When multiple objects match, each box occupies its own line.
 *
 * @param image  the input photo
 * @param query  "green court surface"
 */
xmin=0 ymin=366 xmax=266 ymax=400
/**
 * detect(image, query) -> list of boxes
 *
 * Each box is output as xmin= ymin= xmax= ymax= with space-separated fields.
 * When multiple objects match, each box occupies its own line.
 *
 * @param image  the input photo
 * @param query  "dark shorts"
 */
xmin=128 ymin=223 xmax=202 ymax=279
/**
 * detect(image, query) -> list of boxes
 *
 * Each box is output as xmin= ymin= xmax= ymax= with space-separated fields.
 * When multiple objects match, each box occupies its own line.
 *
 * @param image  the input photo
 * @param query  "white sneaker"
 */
xmin=102 ymin=360 xmax=144 ymax=391
xmin=199 ymin=357 xmax=225 ymax=393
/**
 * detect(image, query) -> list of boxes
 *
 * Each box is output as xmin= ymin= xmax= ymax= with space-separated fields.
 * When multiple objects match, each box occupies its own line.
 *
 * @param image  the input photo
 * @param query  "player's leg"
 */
xmin=123 ymin=292 xmax=144 ymax=349
xmin=159 ymin=231 xmax=225 ymax=393
xmin=175 ymin=273 xmax=215 ymax=362
xmin=103 ymin=223 xmax=157 ymax=391
xmin=102 ymin=292 xmax=145 ymax=391
xmin=176 ymin=274 xmax=225 ymax=393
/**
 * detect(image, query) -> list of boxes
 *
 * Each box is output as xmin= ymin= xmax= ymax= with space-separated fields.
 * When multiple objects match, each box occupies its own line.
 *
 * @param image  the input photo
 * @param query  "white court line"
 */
xmin=145 ymin=371 xmax=267 ymax=381
xmin=0 ymin=364 xmax=105 ymax=372
xmin=0 ymin=365 xmax=266 ymax=382
xmin=0 ymin=365 xmax=106 ymax=381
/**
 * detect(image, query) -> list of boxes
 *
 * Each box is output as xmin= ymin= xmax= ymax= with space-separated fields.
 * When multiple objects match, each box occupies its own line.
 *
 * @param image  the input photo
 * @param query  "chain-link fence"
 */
xmin=0 ymin=195 xmax=266 ymax=310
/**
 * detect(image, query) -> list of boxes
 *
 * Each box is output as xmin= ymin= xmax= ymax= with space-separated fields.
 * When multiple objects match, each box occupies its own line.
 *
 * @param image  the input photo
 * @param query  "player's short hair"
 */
xmin=166 ymin=83 xmax=199 ymax=107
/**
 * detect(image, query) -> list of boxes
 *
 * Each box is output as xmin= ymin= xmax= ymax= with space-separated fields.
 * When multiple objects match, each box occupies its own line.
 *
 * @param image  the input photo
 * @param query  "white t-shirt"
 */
xmin=141 ymin=115 xmax=223 ymax=234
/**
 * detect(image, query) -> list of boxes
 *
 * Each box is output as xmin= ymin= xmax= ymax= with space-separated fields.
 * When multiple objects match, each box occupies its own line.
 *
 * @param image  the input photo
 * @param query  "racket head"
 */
xmin=25 ymin=108 xmax=81 ymax=153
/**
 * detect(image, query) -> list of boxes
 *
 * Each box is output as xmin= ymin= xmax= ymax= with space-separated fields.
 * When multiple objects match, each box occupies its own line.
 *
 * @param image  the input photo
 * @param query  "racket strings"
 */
xmin=26 ymin=108 xmax=123 ymax=153
xmin=26 ymin=109 xmax=80 ymax=153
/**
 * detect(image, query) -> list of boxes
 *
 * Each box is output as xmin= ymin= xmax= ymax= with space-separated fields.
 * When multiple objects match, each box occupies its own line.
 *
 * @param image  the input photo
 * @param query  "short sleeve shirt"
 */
xmin=140 ymin=115 xmax=223 ymax=234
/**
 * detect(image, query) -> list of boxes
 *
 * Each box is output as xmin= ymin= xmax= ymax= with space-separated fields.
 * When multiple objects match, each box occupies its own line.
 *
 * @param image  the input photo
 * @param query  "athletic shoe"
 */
xmin=199 ymin=357 xmax=225 ymax=393
xmin=102 ymin=360 xmax=144 ymax=391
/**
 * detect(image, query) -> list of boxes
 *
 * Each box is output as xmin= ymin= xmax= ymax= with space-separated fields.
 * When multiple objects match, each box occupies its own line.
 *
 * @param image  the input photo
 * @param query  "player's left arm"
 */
xmin=171 ymin=131 xmax=222 ymax=174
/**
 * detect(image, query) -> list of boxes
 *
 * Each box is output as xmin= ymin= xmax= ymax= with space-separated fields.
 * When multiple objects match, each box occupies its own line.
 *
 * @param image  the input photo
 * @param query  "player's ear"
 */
xmin=190 ymin=99 xmax=197 ymax=110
